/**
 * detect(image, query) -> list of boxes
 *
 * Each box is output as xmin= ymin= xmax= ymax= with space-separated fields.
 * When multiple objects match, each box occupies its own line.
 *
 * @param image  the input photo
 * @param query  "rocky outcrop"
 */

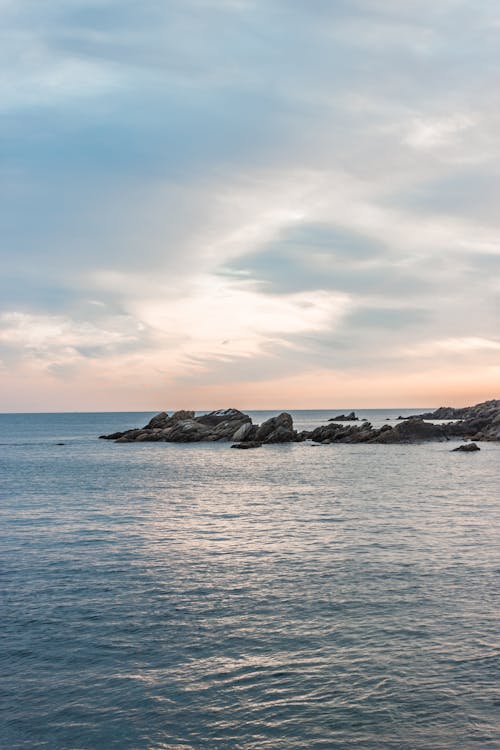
xmin=409 ymin=400 xmax=500 ymax=442
xmin=100 ymin=399 xmax=500 ymax=446
xmin=409 ymin=401 xmax=498 ymax=421
xmin=232 ymin=422 xmax=255 ymax=442
xmin=255 ymin=412 xmax=298 ymax=443
xmin=328 ymin=411 xmax=358 ymax=421
xmin=303 ymin=418 xmax=446 ymax=444
xmin=373 ymin=418 xmax=447 ymax=443
xmin=195 ymin=408 xmax=250 ymax=427
xmin=307 ymin=421 xmax=377 ymax=444
xmin=100 ymin=409 xmax=301 ymax=445
xmin=100 ymin=408 xmax=253 ymax=444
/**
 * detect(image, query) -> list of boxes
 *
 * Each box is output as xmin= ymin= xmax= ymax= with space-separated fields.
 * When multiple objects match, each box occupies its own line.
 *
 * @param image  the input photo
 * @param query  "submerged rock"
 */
xmin=328 ymin=411 xmax=358 ymax=421
xmin=231 ymin=441 xmax=262 ymax=449
xmin=452 ymin=442 xmax=480 ymax=452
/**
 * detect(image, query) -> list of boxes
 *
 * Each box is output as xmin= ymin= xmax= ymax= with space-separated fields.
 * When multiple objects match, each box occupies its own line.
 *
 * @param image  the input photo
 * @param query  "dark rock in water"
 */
xmin=266 ymin=426 xmax=294 ymax=443
xmin=56 ymin=442 xmax=65 ymax=446
xmin=297 ymin=430 xmax=313 ymax=441
xmin=328 ymin=411 xmax=358 ymax=421
xmin=197 ymin=409 xmax=250 ymax=427
xmin=142 ymin=411 xmax=170 ymax=429
xmin=100 ymin=407 xmax=253 ymax=443
xmin=161 ymin=419 xmax=212 ymax=443
xmin=409 ymin=400 xmax=500 ymax=441
xmin=307 ymin=421 xmax=376 ymax=444
xmin=135 ymin=431 xmax=163 ymax=442
xmin=208 ymin=417 xmax=252 ymax=441
xmin=232 ymin=422 xmax=256 ymax=442
xmin=373 ymin=418 xmax=447 ymax=443
xmin=99 ymin=399 xmax=500 ymax=446
xmin=308 ymin=422 xmax=344 ymax=442
xmin=99 ymin=431 xmax=125 ymax=440
xmin=255 ymin=412 xmax=297 ymax=443
xmin=231 ymin=441 xmax=262 ymax=449
xmin=144 ymin=410 xmax=195 ymax=431
xmin=452 ymin=442 xmax=480 ymax=452
xmin=114 ymin=428 xmax=146 ymax=443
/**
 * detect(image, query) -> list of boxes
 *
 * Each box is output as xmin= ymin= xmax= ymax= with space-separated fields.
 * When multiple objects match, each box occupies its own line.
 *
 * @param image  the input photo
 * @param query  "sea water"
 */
xmin=1 ymin=410 xmax=499 ymax=749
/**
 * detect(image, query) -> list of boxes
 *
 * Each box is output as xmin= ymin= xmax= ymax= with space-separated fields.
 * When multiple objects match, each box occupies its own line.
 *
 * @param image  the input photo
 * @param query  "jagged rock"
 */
xmin=412 ymin=401 xmax=500 ymax=421
xmin=208 ymin=418 xmax=250 ymax=440
xmin=143 ymin=411 xmax=170 ymax=429
xmin=100 ymin=408 xmax=253 ymax=443
xmin=135 ymin=431 xmax=163 ymax=442
xmin=307 ymin=423 xmax=343 ymax=442
xmin=408 ymin=400 xmax=500 ymax=441
xmin=452 ymin=442 xmax=480 ymax=452
xmin=255 ymin=413 xmax=296 ymax=443
xmin=113 ymin=429 xmax=146 ymax=443
xmin=328 ymin=411 xmax=358 ymax=421
xmin=161 ymin=419 xmax=212 ymax=443
xmin=100 ymin=399 xmax=500 ymax=446
xmin=264 ymin=425 xmax=294 ymax=443
xmin=309 ymin=421 xmax=374 ymax=443
xmin=373 ymin=418 xmax=447 ymax=443
xmin=232 ymin=422 xmax=255 ymax=442
xmin=196 ymin=409 xmax=250 ymax=427
xmin=231 ymin=441 xmax=262 ymax=449
xmin=297 ymin=430 xmax=313 ymax=441
xmin=142 ymin=410 xmax=196 ymax=432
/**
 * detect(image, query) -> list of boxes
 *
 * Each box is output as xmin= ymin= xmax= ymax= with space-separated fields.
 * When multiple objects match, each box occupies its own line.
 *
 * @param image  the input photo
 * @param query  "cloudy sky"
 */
xmin=1 ymin=0 xmax=499 ymax=411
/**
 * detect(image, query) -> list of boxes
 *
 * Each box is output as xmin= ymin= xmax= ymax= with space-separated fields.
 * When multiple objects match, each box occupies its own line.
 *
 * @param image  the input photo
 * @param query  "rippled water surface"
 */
xmin=1 ymin=411 xmax=499 ymax=749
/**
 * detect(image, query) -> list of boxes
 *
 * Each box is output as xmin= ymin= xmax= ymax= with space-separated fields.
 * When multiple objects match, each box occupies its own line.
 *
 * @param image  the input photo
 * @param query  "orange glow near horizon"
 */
xmin=0 ymin=362 xmax=497 ymax=412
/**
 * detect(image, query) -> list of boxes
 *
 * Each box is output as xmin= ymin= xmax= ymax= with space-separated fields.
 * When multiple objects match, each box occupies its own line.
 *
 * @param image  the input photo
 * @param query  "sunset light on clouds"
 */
xmin=1 ymin=0 xmax=499 ymax=410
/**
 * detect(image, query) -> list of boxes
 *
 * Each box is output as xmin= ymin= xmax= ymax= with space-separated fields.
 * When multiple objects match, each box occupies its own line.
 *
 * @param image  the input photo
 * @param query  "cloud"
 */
xmin=1 ymin=0 xmax=499 ymax=408
xmin=404 ymin=337 xmax=500 ymax=357
xmin=403 ymin=114 xmax=475 ymax=150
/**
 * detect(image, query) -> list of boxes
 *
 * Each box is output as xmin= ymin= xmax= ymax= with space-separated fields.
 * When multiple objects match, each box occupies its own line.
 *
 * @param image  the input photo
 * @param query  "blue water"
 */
xmin=1 ymin=410 xmax=499 ymax=749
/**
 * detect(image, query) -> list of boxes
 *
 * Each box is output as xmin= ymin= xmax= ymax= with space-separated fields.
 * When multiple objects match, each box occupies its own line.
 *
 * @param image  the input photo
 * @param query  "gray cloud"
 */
xmin=220 ymin=223 xmax=433 ymax=297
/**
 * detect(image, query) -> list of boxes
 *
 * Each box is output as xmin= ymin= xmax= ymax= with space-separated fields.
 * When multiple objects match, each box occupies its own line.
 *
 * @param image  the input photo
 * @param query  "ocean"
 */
xmin=1 ymin=410 xmax=499 ymax=749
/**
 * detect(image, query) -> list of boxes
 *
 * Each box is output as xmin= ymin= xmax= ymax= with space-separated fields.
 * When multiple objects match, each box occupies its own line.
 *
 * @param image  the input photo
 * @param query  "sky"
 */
xmin=1 ymin=0 xmax=499 ymax=411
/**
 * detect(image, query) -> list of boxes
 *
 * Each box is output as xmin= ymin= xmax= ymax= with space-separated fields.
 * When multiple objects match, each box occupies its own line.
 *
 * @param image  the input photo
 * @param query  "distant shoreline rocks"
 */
xmin=99 ymin=399 xmax=500 ymax=447
xmin=328 ymin=411 xmax=358 ymax=422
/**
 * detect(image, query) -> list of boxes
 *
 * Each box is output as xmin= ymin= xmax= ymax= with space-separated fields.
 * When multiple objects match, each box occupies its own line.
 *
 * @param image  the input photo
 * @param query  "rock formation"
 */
xmin=408 ymin=400 xmax=500 ymax=442
xmin=101 ymin=408 xmax=254 ymax=444
xmin=100 ymin=399 xmax=500 ymax=446
xmin=328 ymin=411 xmax=358 ymax=421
